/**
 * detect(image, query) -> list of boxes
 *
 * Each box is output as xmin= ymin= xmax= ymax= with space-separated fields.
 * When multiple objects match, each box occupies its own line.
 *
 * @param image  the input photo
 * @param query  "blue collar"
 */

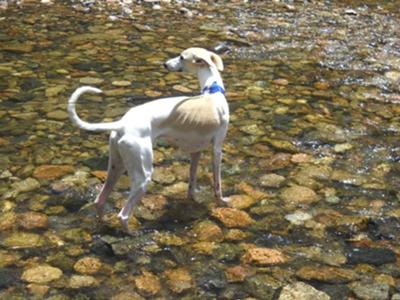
xmin=202 ymin=81 xmax=225 ymax=95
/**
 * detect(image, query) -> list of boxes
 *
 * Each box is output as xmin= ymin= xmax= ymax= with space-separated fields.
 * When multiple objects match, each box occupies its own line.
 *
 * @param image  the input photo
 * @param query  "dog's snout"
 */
xmin=163 ymin=62 xmax=168 ymax=69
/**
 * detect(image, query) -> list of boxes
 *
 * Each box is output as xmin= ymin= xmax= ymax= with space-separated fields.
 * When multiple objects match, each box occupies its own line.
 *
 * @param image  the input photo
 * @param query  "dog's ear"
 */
xmin=193 ymin=51 xmax=224 ymax=72
xmin=210 ymin=52 xmax=224 ymax=72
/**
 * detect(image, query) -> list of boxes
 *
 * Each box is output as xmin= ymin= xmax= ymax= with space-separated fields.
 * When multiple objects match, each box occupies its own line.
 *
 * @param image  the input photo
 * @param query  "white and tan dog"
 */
xmin=68 ymin=47 xmax=229 ymax=233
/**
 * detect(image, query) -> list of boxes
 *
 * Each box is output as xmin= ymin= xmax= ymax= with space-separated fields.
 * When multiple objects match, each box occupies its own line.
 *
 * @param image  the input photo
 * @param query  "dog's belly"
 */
xmin=161 ymin=133 xmax=213 ymax=153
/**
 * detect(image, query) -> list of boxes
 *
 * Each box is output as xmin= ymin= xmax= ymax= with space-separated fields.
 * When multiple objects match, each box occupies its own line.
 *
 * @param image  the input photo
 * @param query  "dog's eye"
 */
xmin=179 ymin=55 xmax=184 ymax=60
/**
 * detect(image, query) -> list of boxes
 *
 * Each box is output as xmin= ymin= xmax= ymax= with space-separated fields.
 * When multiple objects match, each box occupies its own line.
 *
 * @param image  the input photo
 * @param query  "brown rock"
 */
xmin=296 ymin=266 xmax=358 ymax=283
xmin=69 ymin=275 xmax=99 ymax=289
xmin=272 ymin=78 xmax=289 ymax=86
xmin=163 ymin=268 xmax=193 ymax=293
xmin=134 ymin=270 xmax=161 ymax=296
xmin=313 ymin=81 xmax=330 ymax=90
xmin=191 ymin=242 xmax=216 ymax=254
xmin=111 ymin=291 xmax=145 ymax=300
xmin=228 ymin=194 xmax=256 ymax=209
xmin=260 ymin=153 xmax=292 ymax=171
xmin=225 ymin=229 xmax=251 ymax=241
xmin=260 ymin=173 xmax=286 ymax=188
xmin=280 ymin=185 xmax=318 ymax=206
xmin=235 ymin=182 xmax=268 ymax=200
xmin=291 ymin=153 xmax=312 ymax=163
xmin=74 ymin=257 xmax=102 ymax=274
xmin=18 ymin=212 xmax=49 ymax=229
xmin=242 ymin=247 xmax=287 ymax=265
xmin=225 ymin=265 xmax=255 ymax=282
xmin=211 ymin=207 xmax=255 ymax=228
xmin=33 ymin=165 xmax=74 ymax=180
xmin=91 ymin=170 xmax=107 ymax=181
xmin=21 ymin=265 xmax=63 ymax=283
xmin=0 ymin=212 xmax=17 ymax=231
xmin=190 ymin=221 xmax=223 ymax=242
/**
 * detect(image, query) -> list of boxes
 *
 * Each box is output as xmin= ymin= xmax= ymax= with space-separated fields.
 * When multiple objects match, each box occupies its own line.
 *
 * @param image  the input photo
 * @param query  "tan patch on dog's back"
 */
xmin=163 ymin=95 xmax=220 ymax=133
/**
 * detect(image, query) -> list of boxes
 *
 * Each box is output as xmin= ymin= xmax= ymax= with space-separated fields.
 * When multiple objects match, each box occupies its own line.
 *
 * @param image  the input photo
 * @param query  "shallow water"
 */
xmin=0 ymin=1 xmax=399 ymax=299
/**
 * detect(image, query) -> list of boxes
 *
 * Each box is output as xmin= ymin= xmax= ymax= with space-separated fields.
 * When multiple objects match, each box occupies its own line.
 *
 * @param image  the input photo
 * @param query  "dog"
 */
xmin=68 ymin=47 xmax=229 ymax=233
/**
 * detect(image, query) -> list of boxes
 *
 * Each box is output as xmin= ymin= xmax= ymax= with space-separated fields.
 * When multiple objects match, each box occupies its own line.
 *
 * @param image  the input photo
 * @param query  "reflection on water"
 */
xmin=0 ymin=1 xmax=399 ymax=299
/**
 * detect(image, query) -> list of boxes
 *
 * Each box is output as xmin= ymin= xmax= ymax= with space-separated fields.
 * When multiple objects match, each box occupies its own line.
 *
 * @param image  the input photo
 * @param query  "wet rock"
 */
xmin=235 ymin=182 xmax=268 ymax=200
xmin=195 ymin=263 xmax=227 ymax=291
xmin=190 ymin=220 xmax=223 ymax=242
xmin=0 ymin=42 xmax=34 ymax=53
xmin=79 ymin=77 xmax=104 ymax=85
xmin=0 ymin=211 xmax=17 ymax=231
xmin=3 ymin=232 xmax=46 ymax=249
xmin=285 ymin=210 xmax=312 ymax=225
xmin=8 ymin=177 xmax=40 ymax=196
xmin=242 ymin=247 xmax=287 ymax=265
xmin=367 ymin=217 xmax=400 ymax=241
xmin=163 ymin=268 xmax=193 ymax=294
xmin=279 ymin=281 xmax=330 ymax=300
xmin=346 ymin=247 xmax=396 ymax=266
xmin=280 ymin=185 xmax=318 ymax=206
xmin=69 ymin=275 xmax=99 ymax=289
xmin=135 ymin=194 xmax=167 ymax=221
xmin=330 ymin=170 xmax=366 ymax=186
xmin=385 ymin=71 xmax=400 ymax=83
xmin=110 ymin=291 xmax=145 ymax=300
xmin=26 ymin=283 xmax=49 ymax=298
xmin=21 ymin=265 xmax=63 ymax=283
xmin=348 ymin=281 xmax=389 ymax=300
xmin=18 ymin=211 xmax=49 ymax=229
xmin=213 ymin=243 xmax=241 ymax=261
xmin=245 ymin=274 xmax=280 ymax=299
xmin=211 ymin=207 xmax=255 ymax=228
xmin=134 ymin=270 xmax=161 ymax=296
xmin=45 ymin=86 xmax=66 ymax=97
xmin=239 ymin=124 xmax=265 ymax=136
xmin=74 ymin=256 xmax=102 ymax=274
xmin=272 ymin=78 xmax=289 ymax=86
xmin=0 ymin=251 xmax=21 ymax=268
xmin=0 ymin=268 xmax=20 ymax=289
xmin=291 ymin=153 xmax=312 ymax=164
xmin=260 ymin=153 xmax=292 ymax=171
xmin=47 ymin=110 xmax=69 ymax=120
xmin=225 ymin=265 xmax=255 ymax=282
xmin=260 ymin=173 xmax=286 ymax=188
xmin=152 ymin=166 xmax=176 ymax=184
xmin=112 ymin=80 xmax=131 ymax=87
xmin=296 ymin=265 xmax=358 ymax=283
xmin=161 ymin=182 xmax=187 ymax=199
xmin=227 ymin=194 xmax=256 ymax=209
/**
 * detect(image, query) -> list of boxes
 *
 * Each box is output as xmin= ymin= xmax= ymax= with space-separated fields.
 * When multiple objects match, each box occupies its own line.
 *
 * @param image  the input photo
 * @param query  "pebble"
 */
xmin=134 ymin=270 xmax=161 ymax=296
xmin=225 ymin=265 xmax=255 ymax=282
xmin=4 ymin=232 xmax=46 ymax=249
xmin=190 ymin=220 xmax=223 ymax=242
xmin=296 ymin=265 xmax=358 ymax=283
xmin=211 ymin=207 xmax=255 ymax=228
xmin=69 ymin=275 xmax=99 ymax=289
xmin=79 ymin=77 xmax=104 ymax=85
xmin=280 ymin=185 xmax=318 ymax=206
xmin=74 ymin=256 xmax=102 ymax=274
xmin=33 ymin=165 xmax=74 ymax=180
xmin=279 ymin=281 xmax=330 ymax=300
xmin=45 ymin=85 xmax=66 ymax=97
xmin=21 ymin=265 xmax=63 ymax=283
xmin=47 ymin=110 xmax=69 ymax=120
xmin=111 ymin=80 xmax=131 ymax=87
xmin=0 ymin=212 xmax=17 ymax=231
xmin=241 ymin=247 xmax=287 ymax=265
xmin=18 ymin=211 xmax=49 ymax=229
xmin=259 ymin=173 xmax=286 ymax=188
xmin=227 ymin=194 xmax=256 ymax=209
xmin=349 ymin=282 xmax=389 ymax=300
xmin=163 ymin=268 xmax=193 ymax=294
xmin=10 ymin=177 xmax=41 ymax=195
xmin=285 ymin=210 xmax=312 ymax=225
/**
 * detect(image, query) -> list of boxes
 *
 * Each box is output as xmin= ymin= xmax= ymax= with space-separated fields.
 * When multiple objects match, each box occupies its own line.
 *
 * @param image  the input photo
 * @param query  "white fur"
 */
xmin=68 ymin=48 xmax=229 ymax=233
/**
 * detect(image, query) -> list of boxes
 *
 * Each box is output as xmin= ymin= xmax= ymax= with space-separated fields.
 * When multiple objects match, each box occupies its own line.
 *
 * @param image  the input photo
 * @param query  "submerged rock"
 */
xmin=134 ymin=270 xmax=161 ymax=297
xmin=163 ymin=268 xmax=193 ymax=294
xmin=279 ymin=281 xmax=330 ymax=300
xmin=211 ymin=207 xmax=255 ymax=228
xmin=73 ymin=256 xmax=102 ymax=274
xmin=18 ymin=212 xmax=49 ymax=229
xmin=280 ymin=185 xmax=318 ymax=206
xmin=349 ymin=281 xmax=389 ymax=300
xmin=69 ymin=275 xmax=99 ymax=289
xmin=3 ymin=232 xmax=46 ymax=249
xmin=241 ymin=247 xmax=287 ymax=265
xmin=346 ymin=247 xmax=396 ymax=266
xmin=296 ymin=265 xmax=358 ymax=283
xmin=21 ymin=265 xmax=63 ymax=283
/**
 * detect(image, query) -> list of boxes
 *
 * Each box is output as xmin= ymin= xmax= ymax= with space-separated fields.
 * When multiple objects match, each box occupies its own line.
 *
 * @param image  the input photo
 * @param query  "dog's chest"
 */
xmin=166 ymin=94 xmax=220 ymax=133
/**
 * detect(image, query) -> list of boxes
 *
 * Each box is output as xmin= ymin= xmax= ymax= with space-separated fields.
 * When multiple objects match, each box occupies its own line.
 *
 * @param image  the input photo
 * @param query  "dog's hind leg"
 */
xmin=94 ymin=131 xmax=125 ymax=219
xmin=117 ymin=136 xmax=153 ymax=233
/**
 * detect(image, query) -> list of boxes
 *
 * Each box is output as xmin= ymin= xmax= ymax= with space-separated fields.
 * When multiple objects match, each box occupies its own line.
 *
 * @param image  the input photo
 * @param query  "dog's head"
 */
xmin=164 ymin=47 xmax=224 ymax=73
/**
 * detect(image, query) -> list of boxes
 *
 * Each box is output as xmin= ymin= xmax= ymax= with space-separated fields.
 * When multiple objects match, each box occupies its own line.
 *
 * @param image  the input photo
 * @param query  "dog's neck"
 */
xmin=198 ymin=66 xmax=224 ymax=94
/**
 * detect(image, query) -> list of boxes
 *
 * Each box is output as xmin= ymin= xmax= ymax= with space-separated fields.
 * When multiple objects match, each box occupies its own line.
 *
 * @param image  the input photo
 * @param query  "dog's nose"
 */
xmin=163 ymin=62 xmax=168 ymax=69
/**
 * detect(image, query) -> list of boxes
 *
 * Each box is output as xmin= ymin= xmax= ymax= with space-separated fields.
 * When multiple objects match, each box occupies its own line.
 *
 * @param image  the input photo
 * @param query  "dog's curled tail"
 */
xmin=68 ymin=86 xmax=122 ymax=132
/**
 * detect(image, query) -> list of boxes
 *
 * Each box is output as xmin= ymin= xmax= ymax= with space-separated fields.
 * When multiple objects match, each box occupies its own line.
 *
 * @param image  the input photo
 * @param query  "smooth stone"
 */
xmin=280 ymin=185 xmax=318 ymax=206
xmin=134 ymin=270 xmax=161 ymax=296
xmin=163 ymin=268 xmax=193 ymax=294
xmin=260 ymin=173 xmax=286 ymax=188
xmin=279 ymin=282 xmax=330 ymax=300
xmin=296 ymin=266 xmax=358 ymax=283
xmin=211 ymin=207 xmax=255 ymax=228
xmin=4 ymin=232 xmax=46 ymax=249
xmin=79 ymin=77 xmax=104 ymax=85
xmin=111 ymin=80 xmax=131 ymax=87
xmin=241 ymin=247 xmax=287 ymax=265
xmin=73 ymin=256 xmax=102 ymax=274
xmin=33 ymin=165 xmax=74 ymax=180
xmin=18 ymin=212 xmax=49 ymax=229
xmin=227 ymin=194 xmax=256 ymax=209
xmin=47 ymin=110 xmax=69 ymax=120
xmin=349 ymin=282 xmax=389 ymax=300
xmin=69 ymin=275 xmax=99 ymax=289
xmin=285 ymin=211 xmax=312 ymax=225
xmin=21 ymin=265 xmax=62 ymax=283
xmin=190 ymin=220 xmax=223 ymax=242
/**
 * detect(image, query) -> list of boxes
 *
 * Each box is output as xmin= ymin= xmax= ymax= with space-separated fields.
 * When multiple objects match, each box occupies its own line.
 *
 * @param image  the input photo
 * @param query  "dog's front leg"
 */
xmin=188 ymin=152 xmax=201 ymax=200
